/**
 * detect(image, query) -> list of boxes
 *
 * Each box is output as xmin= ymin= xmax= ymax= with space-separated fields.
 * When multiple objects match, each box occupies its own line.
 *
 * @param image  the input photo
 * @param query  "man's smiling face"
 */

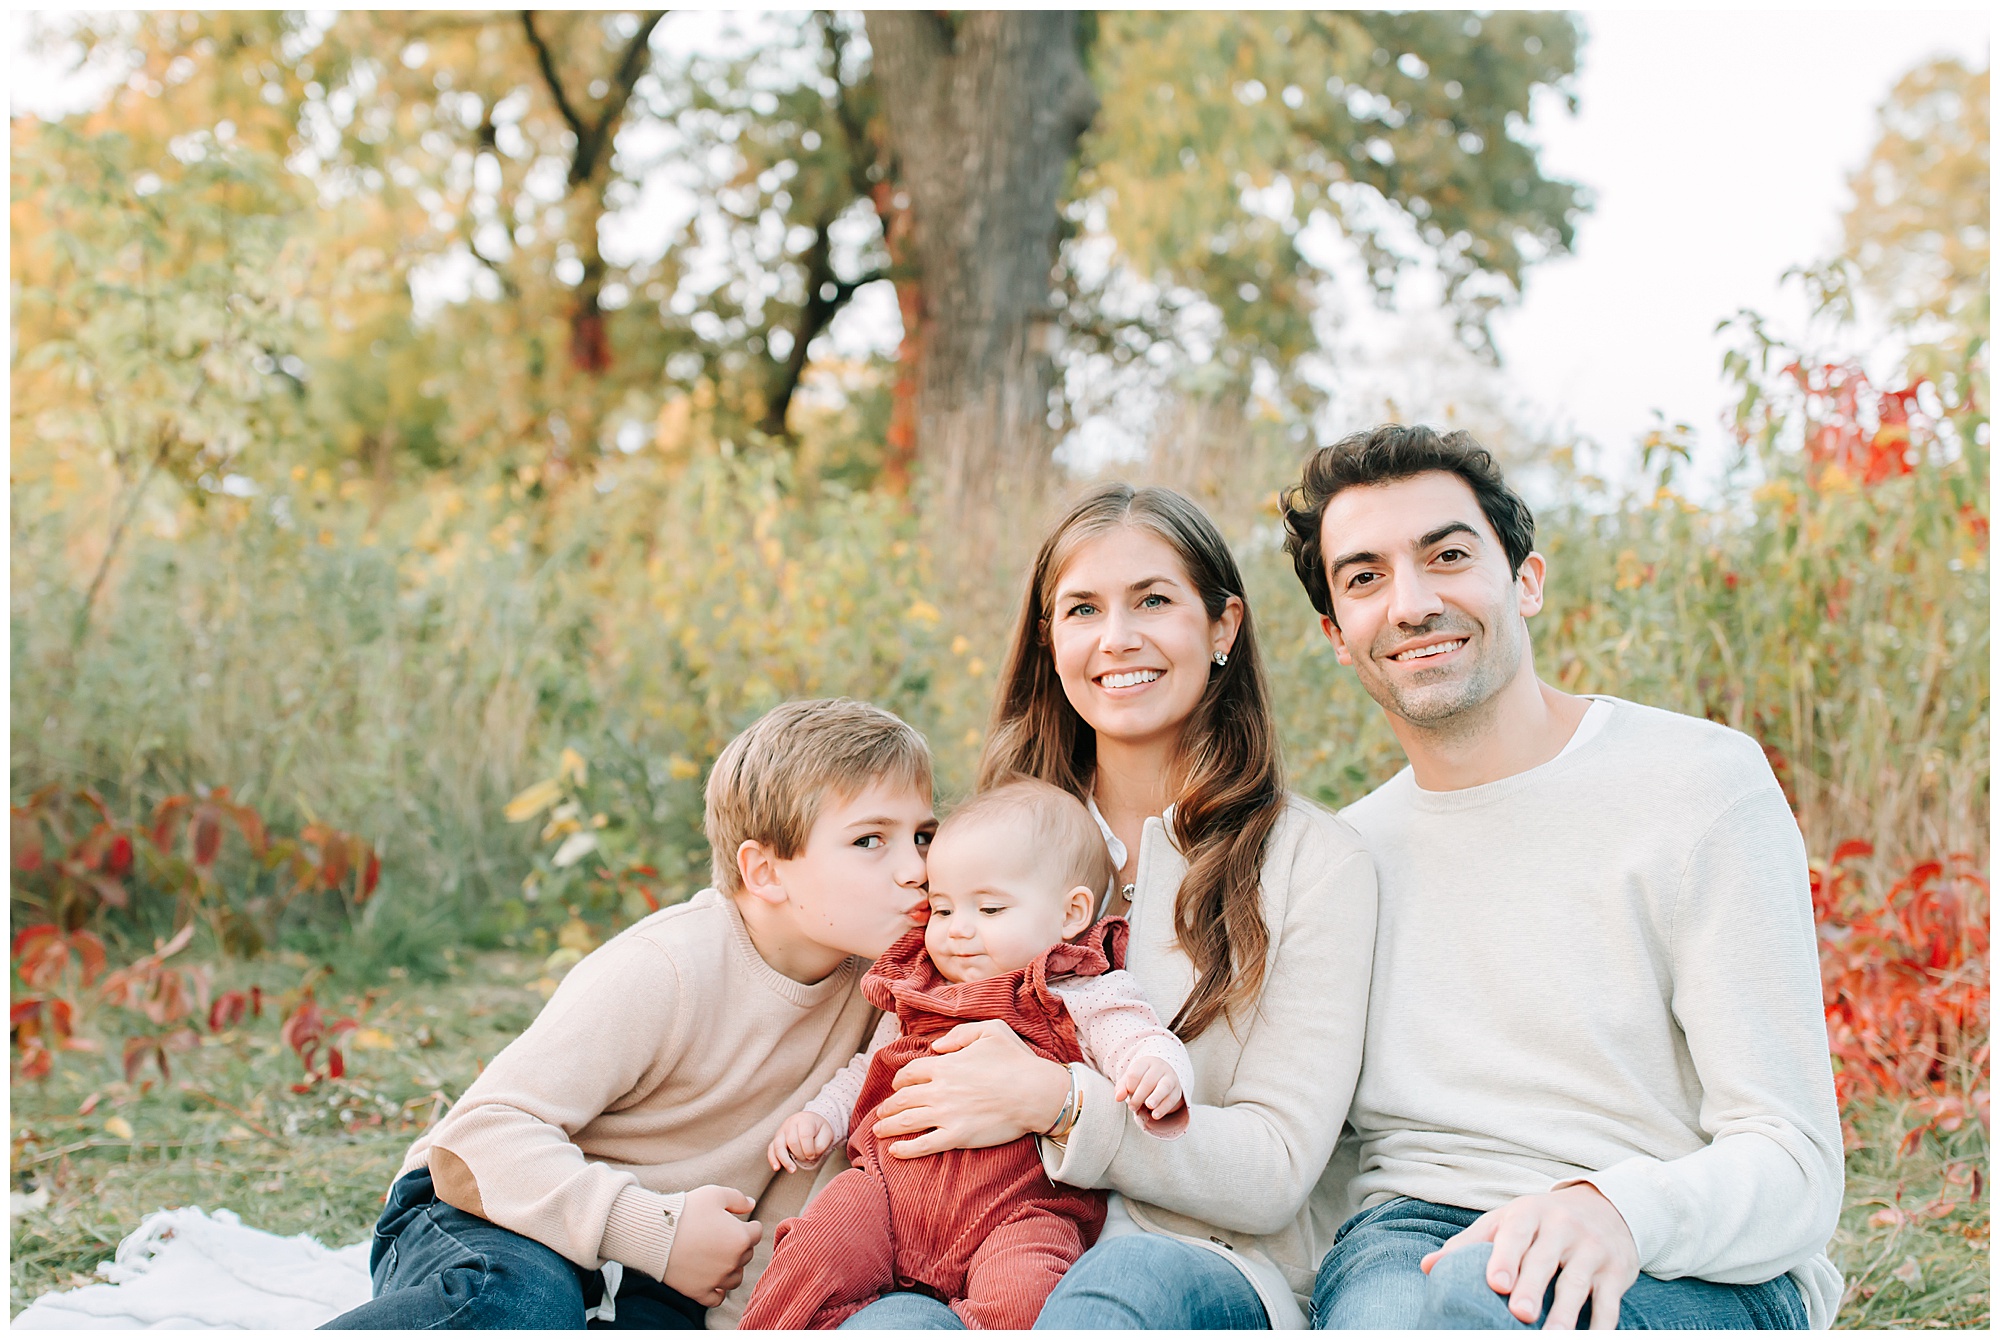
xmin=1317 ymin=470 xmax=1545 ymax=727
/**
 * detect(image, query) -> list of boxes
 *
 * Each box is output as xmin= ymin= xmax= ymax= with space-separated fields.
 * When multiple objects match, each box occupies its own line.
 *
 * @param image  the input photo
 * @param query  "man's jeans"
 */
xmin=1312 ymin=1197 xmax=1809 ymax=1330
xmin=319 ymin=1168 xmax=706 ymax=1330
xmin=836 ymin=1233 xmax=1269 ymax=1329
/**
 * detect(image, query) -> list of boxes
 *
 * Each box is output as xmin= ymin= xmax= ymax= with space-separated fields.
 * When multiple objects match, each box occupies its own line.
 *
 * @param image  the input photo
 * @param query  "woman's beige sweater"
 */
xmin=396 ymin=889 xmax=877 ymax=1319
xmin=1039 ymin=795 xmax=1379 ymax=1326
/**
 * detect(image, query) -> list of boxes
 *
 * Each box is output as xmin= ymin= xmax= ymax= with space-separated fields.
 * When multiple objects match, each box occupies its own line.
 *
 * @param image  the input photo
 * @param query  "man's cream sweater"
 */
xmin=1039 ymin=796 xmax=1380 ymax=1326
xmin=397 ymin=888 xmax=877 ymax=1324
xmin=1337 ymin=697 xmax=1845 ymax=1327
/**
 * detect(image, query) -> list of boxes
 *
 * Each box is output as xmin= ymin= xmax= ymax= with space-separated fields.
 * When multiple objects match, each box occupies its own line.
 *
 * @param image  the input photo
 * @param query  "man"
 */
xmin=1281 ymin=425 xmax=1842 ymax=1330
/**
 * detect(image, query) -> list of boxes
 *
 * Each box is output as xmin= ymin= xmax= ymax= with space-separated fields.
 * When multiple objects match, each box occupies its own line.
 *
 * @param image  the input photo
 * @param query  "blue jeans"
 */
xmin=837 ymin=1233 xmax=1269 ymax=1329
xmin=1312 ymin=1197 xmax=1809 ymax=1330
xmin=320 ymin=1168 xmax=706 ymax=1329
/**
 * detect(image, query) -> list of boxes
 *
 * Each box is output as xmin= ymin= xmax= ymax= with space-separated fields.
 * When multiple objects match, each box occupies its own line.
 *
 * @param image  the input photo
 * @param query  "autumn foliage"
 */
xmin=1814 ymin=843 xmax=1990 ymax=1147
xmin=9 ymin=786 xmax=379 ymax=1089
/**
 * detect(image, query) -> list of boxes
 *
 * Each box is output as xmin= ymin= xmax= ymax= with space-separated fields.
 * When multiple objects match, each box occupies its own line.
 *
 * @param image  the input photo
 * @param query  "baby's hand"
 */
xmin=767 ymin=1111 xmax=837 ymax=1173
xmin=1113 ymin=1054 xmax=1185 ymax=1121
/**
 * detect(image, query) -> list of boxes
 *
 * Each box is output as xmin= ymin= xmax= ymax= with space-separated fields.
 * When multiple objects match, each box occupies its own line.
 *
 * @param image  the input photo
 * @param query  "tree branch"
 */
xmin=760 ymin=216 xmax=886 ymax=436
xmin=519 ymin=11 xmax=588 ymax=143
xmin=522 ymin=10 xmax=667 ymax=189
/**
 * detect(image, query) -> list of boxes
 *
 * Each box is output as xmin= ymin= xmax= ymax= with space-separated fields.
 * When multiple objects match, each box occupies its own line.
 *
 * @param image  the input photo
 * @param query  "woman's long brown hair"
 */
xmin=979 ymin=484 xmax=1284 ymax=1042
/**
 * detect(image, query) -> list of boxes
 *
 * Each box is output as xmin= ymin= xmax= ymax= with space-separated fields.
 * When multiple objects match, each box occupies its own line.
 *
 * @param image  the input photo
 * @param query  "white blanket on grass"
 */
xmin=12 ymin=1206 xmax=371 ymax=1330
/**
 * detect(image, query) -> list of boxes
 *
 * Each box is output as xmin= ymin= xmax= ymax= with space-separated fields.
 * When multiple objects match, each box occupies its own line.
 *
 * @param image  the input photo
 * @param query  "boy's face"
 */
xmin=924 ymin=818 xmax=1093 ymax=984
xmin=767 ymin=778 xmax=935 ymax=961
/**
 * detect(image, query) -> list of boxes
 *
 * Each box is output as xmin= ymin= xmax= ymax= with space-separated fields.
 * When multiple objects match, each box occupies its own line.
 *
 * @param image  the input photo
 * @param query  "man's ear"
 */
xmin=1321 ymin=613 xmax=1354 ymax=666
xmin=736 ymin=839 xmax=787 ymax=907
xmin=1515 ymin=551 xmax=1548 ymax=619
xmin=1061 ymin=885 xmax=1097 ymax=939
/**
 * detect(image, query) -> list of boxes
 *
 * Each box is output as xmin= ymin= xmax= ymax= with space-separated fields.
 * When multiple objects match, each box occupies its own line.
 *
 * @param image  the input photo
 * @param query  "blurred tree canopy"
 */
xmin=1842 ymin=56 xmax=1988 ymax=345
xmin=14 ymin=10 xmax=1584 ymax=551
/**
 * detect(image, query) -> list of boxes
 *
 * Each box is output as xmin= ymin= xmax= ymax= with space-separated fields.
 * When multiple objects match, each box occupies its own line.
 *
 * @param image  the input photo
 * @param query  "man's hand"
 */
xmin=766 ymin=1112 xmax=836 ymax=1173
xmin=869 ymin=1019 xmax=1071 ymax=1159
xmin=661 ymin=1184 xmax=762 ymax=1307
xmin=1113 ymin=1054 xmax=1185 ymax=1121
xmin=1420 ymin=1183 xmax=1638 ymax=1330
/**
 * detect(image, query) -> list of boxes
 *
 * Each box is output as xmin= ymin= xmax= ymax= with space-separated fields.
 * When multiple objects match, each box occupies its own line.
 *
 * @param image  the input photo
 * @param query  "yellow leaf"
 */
xmin=503 ymin=778 xmax=564 ymax=823
xmin=950 ymin=635 xmax=971 ymax=656
xmin=104 ymin=1116 xmax=134 ymax=1140
xmin=907 ymin=600 xmax=942 ymax=624
xmin=559 ymin=748 xmax=588 ymax=786
xmin=351 ymin=1027 xmax=396 ymax=1051
xmin=667 ymin=755 xmax=701 ymax=781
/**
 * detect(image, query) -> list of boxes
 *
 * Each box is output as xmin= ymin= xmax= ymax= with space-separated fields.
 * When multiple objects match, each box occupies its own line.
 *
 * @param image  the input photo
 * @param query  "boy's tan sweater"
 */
xmin=398 ymin=888 xmax=877 ymax=1317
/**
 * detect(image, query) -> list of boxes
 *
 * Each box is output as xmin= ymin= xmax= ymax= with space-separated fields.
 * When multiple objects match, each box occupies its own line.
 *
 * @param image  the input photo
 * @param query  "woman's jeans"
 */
xmin=319 ymin=1168 xmax=705 ymax=1330
xmin=837 ymin=1233 xmax=1269 ymax=1329
xmin=1312 ymin=1197 xmax=1810 ymax=1330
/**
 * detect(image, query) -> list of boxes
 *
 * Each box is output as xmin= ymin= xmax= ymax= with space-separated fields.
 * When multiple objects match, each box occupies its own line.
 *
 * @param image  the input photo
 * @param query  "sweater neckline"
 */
xmin=713 ymin=889 xmax=861 ymax=1009
xmin=1395 ymin=695 xmax=1624 ymax=813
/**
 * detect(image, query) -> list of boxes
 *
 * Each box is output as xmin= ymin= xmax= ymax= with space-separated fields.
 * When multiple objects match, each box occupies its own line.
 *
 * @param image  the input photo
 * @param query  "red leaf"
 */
xmin=209 ymin=991 xmax=248 ymax=1033
xmin=360 ymin=850 xmax=381 ymax=900
xmin=327 ymin=1047 xmax=345 ymax=1079
xmin=191 ymin=810 xmax=223 ymax=867
xmin=72 ymin=931 xmax=107 ymax=985
xmin=19 ymin=1039 xmax=52 ymax=1079
xmin=1831 ymin=839 xmax=1874 ymax=865
xmin=149 ymin=795 xmax=192 ymax=853
xmin=121 ymin=1036 xmax=151 ymax=1084
xmin=104 ymin=834 xmax=134 ymax=877
xmin=229 ymin=805 xmax=268 ymax=856
xmin=318 ymin=836 xmax=351 ymax=891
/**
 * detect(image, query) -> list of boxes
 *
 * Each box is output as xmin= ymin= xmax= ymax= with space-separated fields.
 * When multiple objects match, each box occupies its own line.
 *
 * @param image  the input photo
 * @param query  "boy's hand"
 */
xmin=661 ymin=1184 xmax=762 ymax=1307
xmin=766 ymin=1112 xmax=837 ymax=1173
xmin=1113 ymin=1054 xmax=1185 ymax=1120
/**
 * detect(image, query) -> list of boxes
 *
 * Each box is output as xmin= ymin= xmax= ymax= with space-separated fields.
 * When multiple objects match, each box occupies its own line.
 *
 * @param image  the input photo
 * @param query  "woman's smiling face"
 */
xmin=1046 ymin=525 xmax=1241 ymax=753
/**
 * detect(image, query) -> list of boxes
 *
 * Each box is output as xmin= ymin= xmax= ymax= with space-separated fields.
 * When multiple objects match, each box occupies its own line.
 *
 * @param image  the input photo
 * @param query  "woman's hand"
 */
xmin=870 ymin=1019 xmax=1074 ymax=1159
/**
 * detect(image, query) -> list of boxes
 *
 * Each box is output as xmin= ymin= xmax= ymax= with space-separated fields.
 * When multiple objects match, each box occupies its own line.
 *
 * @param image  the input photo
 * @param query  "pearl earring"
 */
xmin=1212 ymin=651 xmax=1228 ymax=667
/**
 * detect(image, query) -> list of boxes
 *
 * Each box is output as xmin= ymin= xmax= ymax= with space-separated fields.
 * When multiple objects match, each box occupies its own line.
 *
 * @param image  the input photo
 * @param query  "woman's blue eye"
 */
xmin=1140 ymin=593 xmax=1167 ymax=608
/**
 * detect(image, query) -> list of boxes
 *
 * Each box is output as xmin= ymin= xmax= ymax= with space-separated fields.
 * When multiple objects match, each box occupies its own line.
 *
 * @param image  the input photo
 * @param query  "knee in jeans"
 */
xmin=1418 ymin=1244 xmax=1517 ymax=1328
xmin=438 ymin=1245 xmax=583 ymax=1328
xmin=1060 ymin=1235 xmax=1155 ymax=1289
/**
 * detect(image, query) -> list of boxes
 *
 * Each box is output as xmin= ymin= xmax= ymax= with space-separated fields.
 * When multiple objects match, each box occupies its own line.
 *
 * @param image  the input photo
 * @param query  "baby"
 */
xmin=738 ymin=778 xmax=1194 ymax=1330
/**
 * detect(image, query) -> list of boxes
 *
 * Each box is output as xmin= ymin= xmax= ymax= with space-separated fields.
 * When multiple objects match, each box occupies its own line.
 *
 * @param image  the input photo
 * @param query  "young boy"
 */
xmin=739 ymin=778 xmax=1194 ymax=1330
xmin=322 ymin=698 xmax=935 ymax=1330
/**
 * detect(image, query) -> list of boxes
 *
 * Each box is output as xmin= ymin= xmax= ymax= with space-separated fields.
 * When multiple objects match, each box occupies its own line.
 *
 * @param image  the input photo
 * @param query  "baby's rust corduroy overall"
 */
xmin=739 ymin=919 xmax=1126 ymax=1330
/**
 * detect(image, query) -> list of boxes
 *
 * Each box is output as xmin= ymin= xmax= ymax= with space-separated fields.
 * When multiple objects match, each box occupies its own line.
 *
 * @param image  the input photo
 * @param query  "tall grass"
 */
xmin=11 ymin=416 xmax=1988 ymax=962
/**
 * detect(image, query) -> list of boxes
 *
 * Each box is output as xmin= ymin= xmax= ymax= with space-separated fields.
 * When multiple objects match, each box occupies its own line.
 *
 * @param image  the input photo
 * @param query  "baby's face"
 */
xmin=923 ymin=817 xmax=1078 ymax=984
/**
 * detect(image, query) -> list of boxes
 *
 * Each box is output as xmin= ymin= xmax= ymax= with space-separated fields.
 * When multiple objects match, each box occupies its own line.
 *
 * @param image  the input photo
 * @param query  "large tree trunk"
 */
xmin=865 ymin=13 xmax=1098 ymax=566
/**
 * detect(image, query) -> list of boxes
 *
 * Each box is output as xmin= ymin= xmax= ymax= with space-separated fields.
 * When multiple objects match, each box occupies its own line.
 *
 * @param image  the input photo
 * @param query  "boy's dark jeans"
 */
xmin=319 ymin=1168 xmax=706 ymax=1330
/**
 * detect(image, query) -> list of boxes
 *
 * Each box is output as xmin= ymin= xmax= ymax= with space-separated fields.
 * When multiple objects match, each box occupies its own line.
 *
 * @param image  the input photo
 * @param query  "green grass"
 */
xmin=10 ymin=951 xmax=1988 ymax=1326
xmin=1831 ymin=1099 xmax=1991 ymax=1328
xmin=8 ymin=950 xmax=544 ymax=1317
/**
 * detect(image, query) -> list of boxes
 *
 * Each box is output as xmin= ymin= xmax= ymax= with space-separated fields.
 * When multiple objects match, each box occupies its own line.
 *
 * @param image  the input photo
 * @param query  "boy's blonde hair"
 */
xmin=939 ymin=776 xmax=1115 ymax=902
xmin=704 ymin=698 xmax=933 ymax=895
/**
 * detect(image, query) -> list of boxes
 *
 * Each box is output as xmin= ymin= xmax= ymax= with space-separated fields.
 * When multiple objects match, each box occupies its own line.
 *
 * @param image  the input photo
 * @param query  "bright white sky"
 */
xmin=1485 ymin=9 xmax=1989 ymax=492
xmin=11 ymin=9 xmax=1989 ymax=496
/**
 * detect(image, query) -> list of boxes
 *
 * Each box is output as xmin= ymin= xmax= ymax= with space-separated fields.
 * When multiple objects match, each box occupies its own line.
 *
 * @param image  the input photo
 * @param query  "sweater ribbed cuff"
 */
xmin=598 ymin=1186 xmax=686 ymax=1283
xmin=1037 ymin=1063 xmax=1123 ymax=1188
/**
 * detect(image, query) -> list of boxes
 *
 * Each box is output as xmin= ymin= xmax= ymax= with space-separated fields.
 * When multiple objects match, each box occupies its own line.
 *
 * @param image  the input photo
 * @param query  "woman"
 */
xmin=847 ymin=483 xmax=1377 ymax=1328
